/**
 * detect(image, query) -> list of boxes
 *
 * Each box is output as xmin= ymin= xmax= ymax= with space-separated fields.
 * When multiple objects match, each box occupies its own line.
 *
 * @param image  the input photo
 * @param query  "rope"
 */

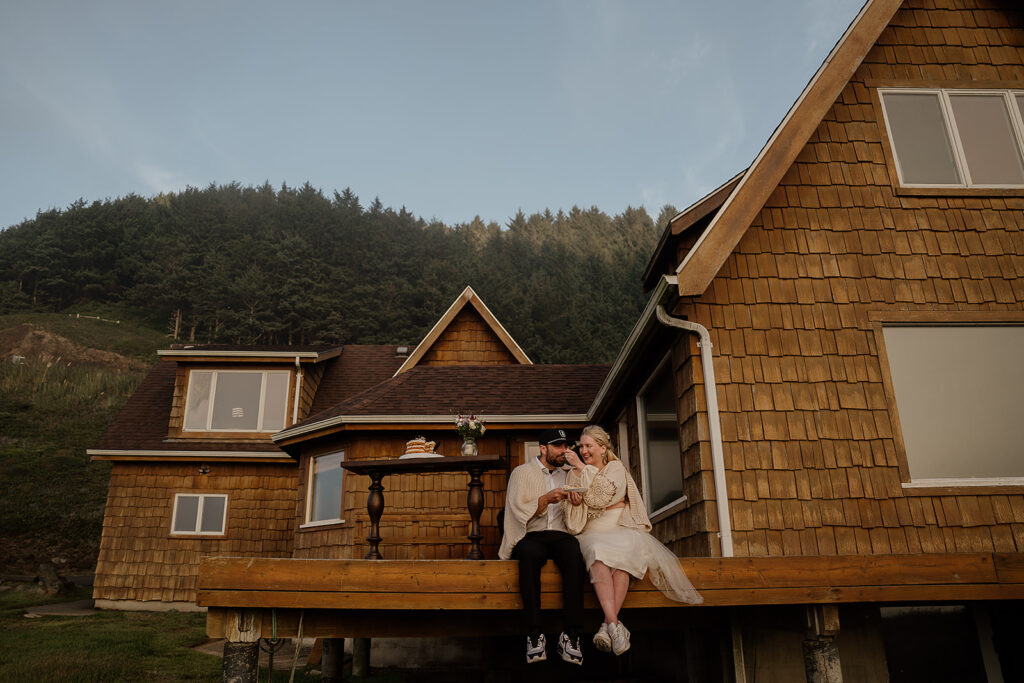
xmin=288 ymin=610 xmax=305 ymax=683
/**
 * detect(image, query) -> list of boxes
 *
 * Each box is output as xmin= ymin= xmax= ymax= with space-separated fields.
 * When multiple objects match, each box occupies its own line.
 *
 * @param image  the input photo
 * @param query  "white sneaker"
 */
xmin=593 ymin=623 xmax=612 ymax=652
xmin=525 ymin=633 xmax=547 ymax=663
xmin=610 ymin=621 xmax=630 ymax=655
xmin=557 ymin=631 xmax=584 ymax=665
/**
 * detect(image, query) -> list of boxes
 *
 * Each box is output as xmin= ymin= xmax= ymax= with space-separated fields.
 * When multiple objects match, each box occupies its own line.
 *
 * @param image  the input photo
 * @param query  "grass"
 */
xmin=0 ymin=588 xmax=409 ymax=682
xmin=0 ymin=312 xmax=164 ymax=572
xmin=0 ymin=309 xmax=168 ymax=360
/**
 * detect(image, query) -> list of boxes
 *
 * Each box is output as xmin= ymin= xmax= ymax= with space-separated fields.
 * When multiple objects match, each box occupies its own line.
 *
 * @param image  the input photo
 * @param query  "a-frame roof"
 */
xmin=675 ymin=0 xmax=903 ymax=296
xmin=393 ymin=285 xmax=531 ymax=374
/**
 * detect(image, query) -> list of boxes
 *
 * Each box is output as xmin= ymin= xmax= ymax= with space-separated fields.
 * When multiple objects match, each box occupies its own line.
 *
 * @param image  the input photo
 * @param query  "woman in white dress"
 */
xmin=562 ymin=425 xmax=702 ymax=655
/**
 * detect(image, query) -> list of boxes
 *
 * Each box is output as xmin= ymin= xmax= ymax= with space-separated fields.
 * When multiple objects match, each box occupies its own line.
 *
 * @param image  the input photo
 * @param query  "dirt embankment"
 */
xmin=0 ymin=323 xmax=144 ymax=371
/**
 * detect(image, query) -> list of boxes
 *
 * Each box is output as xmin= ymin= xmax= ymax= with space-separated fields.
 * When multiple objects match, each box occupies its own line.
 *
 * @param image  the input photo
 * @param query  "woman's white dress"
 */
xmin=566 ymin=460 xmax=702 ymax=604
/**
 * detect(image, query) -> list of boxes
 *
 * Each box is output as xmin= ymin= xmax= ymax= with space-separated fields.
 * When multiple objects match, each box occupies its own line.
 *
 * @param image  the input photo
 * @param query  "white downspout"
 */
xmin=655 ymin=305 xmax=734 ymax=557
xmin=292 ymin=357 xmax=303 ymax=425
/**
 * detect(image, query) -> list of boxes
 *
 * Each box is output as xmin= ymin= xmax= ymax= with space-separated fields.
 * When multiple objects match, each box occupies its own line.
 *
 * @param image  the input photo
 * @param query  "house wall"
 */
xmin=666 ymin=0 xmax=1024 ymax=557
xmin=93 ymin=461 xmax=296 ymax=606
xmin=293 ymin=433 xmax=512 ymax=560
xmin=419 ymin=308 xmax=519 ymax=365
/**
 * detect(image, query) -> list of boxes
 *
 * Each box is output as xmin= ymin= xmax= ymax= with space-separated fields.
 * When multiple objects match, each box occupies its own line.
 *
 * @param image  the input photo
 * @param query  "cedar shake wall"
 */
xmin=93 ymin=461 xmax=296 ymax=604
xmin=419 ymin=308 xmax=519 ymax=366
xmin=668 ymin=0 xmax=1024 ymax=557
xmin=294 ymin=434 xmax=509 ymax=560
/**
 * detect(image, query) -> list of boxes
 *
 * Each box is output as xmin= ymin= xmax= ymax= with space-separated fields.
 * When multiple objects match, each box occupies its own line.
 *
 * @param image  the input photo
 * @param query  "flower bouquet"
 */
xmin=455 ymin=414 xmax=486 ymax=455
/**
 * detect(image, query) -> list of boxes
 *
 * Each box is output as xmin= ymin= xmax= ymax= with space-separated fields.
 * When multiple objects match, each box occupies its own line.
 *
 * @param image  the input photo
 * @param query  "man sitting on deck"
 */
xmin=499 ymin=428 xmax=586 ymax=665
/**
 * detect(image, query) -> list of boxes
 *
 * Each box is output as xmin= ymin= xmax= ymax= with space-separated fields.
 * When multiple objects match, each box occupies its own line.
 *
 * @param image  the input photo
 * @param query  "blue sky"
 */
xmin=0 ymin=0 xmax=866 ymax=230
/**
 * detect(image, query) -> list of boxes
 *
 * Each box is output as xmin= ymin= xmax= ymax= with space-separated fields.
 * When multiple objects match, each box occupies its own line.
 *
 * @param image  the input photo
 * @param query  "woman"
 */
xmin=562 ymin=425 xmax=702 ymax=655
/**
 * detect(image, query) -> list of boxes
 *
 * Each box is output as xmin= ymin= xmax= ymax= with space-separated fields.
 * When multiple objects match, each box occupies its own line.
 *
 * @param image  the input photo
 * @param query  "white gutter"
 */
xmin=87 ymin=449 xmax=287 ymax=459
xmin=292 ymin=356 xmax=303 ymax=424
xmin=654 ymin=305 xmax=734 ymax=558
xmin=157 ymin=350 xmax=324 ymax=358
xmin=273 ymin=413 xmax=590 ymax=443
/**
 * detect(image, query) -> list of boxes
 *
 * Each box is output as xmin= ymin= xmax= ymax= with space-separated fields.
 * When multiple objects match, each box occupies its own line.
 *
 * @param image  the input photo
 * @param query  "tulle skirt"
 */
xmin=576 ymin=508 xmax=703 ymax=604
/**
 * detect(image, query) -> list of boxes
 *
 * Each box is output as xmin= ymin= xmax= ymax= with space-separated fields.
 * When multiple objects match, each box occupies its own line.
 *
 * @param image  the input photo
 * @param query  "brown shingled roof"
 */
xmin=309 ymin=345 xmax=407 ymax=413
xmin=299 ymin=364 xmax=610 ymax=426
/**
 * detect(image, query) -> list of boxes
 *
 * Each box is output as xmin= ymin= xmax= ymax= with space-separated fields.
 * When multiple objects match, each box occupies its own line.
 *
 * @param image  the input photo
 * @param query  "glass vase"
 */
xmin=461 ymin=437 xmax=478 ymax=456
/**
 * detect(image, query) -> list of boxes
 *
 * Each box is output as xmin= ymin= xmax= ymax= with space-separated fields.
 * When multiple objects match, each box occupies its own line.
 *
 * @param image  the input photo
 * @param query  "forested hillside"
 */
xmin=0 ymin=184 xmax=674 ymax=363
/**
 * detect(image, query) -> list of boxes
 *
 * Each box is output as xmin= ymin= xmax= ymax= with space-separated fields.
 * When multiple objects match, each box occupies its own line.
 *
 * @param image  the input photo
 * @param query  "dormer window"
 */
xmin=879 ymin=88 xmax=1024 ymax=189
xmin=183 ymin=369 xmax=291 ymax=433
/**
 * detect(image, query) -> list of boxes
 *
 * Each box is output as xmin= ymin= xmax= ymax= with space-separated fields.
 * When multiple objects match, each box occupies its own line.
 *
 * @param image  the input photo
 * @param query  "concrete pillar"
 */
xmin=222 ymin=641 xmax=259 ymax=683
xmin=352 ymin=637 xmax=371 ymax=677
xmin=803 ymin=605 xmax=842 ymax=683
xmin=321 ymin=638 xmax=346 ymax=683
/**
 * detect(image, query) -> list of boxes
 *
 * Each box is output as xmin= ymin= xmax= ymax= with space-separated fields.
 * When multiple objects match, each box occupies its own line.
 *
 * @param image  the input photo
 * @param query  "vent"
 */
xmin=396 ymin=346 xmax=409 ymax=357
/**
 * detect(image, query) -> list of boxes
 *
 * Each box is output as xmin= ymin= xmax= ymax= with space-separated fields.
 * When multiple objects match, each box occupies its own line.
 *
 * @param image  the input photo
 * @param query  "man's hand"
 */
xmin=567 ymin=491 xmax=583 ymax=506
xmin=536 ymin=488 xmax=568 ymax=516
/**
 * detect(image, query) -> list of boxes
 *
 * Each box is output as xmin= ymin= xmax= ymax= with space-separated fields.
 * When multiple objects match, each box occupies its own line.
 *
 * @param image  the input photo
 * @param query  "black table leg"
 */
xmin=466 ymin=465 xmax=484 ymax=560
xmin=365 ymin=470 xmax=385 ymax=560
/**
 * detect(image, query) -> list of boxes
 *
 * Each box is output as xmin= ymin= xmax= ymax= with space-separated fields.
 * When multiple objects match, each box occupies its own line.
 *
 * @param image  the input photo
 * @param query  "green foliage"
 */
xmin=0 ymin=185 xmax=665 ymax=363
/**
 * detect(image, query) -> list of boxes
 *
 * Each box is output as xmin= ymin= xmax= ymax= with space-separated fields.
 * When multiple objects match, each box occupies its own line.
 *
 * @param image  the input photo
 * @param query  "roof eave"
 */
xmin=675 ymin=0 xmax=901 ymax=297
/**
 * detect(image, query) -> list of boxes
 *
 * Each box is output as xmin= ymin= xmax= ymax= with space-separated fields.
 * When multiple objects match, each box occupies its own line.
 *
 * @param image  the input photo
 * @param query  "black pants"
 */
xmin=511 ymin=530 xmax=585 ymax=633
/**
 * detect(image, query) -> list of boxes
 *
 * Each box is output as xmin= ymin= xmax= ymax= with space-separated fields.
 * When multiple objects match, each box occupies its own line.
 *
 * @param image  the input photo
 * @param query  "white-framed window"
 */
xmin=616 ymin=412 xmax=630 ymax=469
xmin=183 ymin=369 xmax=290 ymax=433
xmin=636 ymin=354 xmax=685 ymax=515
xmin=304 ymin=451 xmax=345 ymax=526
xmin=882 ymin=325 xmax=1024 ymax=486
xmin=171 ymin=493 xmax=228 ymax=535
xmin=879 ymin=88 xmax=1024 ymax=188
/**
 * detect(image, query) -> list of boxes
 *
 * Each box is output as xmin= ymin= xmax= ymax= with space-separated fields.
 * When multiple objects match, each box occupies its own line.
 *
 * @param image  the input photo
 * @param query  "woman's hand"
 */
xmin=568 ymin=491 xmax=583 ymax=506
xmin=564 ymin=449 xmax=584 ymax=471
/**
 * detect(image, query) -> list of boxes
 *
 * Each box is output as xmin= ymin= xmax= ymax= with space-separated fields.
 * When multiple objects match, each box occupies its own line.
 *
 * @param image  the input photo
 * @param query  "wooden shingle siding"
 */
xmin=294 ymin=435 xmax=508 ymax=560
xmin=419 ymin=308 xmax=519 ymax=366
xmin=666 ymin=0 xmax=1024 ymax=557
xmin=93 ymin=462 xmax=296 ymax=604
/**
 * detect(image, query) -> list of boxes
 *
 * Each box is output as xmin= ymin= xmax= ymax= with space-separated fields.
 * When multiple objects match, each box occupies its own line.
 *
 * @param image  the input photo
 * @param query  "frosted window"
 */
xmin=949 ymin=94 xmax=1024 ymax=185
xmin=183 ymin=372 xmax=212 ymax=430
xmin=883 ymin=326 xmax=1024 ymax=481
xmin=210 ymin=372 xmax=262 ymax=430
xmin=881 ymin=92 xmax=960 ymax=185
xmin=183 ymin=369 xmax=290 ymax=432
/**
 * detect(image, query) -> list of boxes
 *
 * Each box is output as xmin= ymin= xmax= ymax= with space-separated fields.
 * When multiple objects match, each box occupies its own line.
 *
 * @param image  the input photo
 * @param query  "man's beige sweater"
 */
xmin=499 ymin=459 xmax=562 ymax=559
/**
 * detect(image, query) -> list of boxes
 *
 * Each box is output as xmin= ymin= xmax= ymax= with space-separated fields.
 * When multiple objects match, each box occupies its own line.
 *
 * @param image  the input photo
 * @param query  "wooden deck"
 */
xmin=200 ymin=552 xmax=1024 ymax=639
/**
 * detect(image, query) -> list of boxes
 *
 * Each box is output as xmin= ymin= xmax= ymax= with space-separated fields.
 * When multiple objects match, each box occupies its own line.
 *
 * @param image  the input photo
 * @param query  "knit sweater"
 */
xmin=499 ymin=459 xmax=566 ymax=559
xmin=561 ymin=460 xmax=652 ymax=534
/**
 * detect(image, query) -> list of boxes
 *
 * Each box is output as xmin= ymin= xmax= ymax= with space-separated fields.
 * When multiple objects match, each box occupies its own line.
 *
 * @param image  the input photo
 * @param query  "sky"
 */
xmin=0 ymin=0 xmax=867 ymax=231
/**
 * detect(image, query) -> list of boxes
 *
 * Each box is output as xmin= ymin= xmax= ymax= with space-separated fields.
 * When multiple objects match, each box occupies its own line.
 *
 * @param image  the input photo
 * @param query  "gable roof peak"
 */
xmin=393 ymin=285 xmax=531 ymax=375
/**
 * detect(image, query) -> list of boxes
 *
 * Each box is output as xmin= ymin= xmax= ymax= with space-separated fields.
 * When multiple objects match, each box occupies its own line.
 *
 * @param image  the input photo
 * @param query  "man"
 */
xmin=498 ymin=428 xmax=585 ymax=665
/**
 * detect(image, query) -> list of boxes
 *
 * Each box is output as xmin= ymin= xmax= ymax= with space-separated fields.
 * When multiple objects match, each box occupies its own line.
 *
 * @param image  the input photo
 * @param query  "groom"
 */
xmin=499 ymin=428 xmax=585 ymax=665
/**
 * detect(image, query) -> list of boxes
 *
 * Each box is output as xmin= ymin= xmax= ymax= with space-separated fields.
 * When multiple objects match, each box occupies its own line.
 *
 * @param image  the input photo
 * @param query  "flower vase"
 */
xmin=461 ymin=437 xmax=478 ymax=457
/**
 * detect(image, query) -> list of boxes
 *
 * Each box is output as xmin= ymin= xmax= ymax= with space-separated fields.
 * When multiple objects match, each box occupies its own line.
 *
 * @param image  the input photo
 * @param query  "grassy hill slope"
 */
xmin=0 ymin=311 xmax=165 ymax=573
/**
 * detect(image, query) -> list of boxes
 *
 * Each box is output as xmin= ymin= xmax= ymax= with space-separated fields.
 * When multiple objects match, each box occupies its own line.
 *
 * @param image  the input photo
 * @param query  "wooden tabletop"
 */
xmin=340 ymin=453 xmax=505 ymax=475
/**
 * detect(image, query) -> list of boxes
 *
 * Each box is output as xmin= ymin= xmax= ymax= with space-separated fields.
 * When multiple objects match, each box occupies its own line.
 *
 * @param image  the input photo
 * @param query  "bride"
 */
xmin=562 ymin=425 xmax=702 ymax=655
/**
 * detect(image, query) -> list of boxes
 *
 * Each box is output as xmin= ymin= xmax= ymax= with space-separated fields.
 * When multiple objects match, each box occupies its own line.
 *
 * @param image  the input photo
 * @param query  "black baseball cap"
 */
xmin=539 ymin=428 xmax=571 ymax=445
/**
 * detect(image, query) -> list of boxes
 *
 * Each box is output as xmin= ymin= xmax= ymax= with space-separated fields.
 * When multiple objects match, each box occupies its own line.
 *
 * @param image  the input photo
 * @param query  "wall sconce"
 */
xmin=198 ymin=465 xmax=211 ymax=475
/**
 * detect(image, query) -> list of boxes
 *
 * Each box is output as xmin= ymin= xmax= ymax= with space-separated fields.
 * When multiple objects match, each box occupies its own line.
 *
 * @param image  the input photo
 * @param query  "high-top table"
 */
xmin=341 ymin=454 xmax=506 ymax=560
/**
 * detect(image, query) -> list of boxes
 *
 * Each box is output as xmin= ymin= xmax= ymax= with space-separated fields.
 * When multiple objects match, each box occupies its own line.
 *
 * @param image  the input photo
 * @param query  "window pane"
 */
xmin=200 ymin=496 xmax=226 ymax=533
xmin=882 ymin=92 xmax=961 ymax=185
xmin=210 ymin=372 xmax=262 ymax=430
xmin=949 ymin=94 xmax=1024 ymax=185
xmin=173 ymin=495 xmax=199 ymax=532
xmin=262 ymin=371 xmax=290 ymax=431
xmin=1015 ymin=94 xmax=1024 ymax=124
xmin=311 ymin=453 xmax=344 ymax=522
xmin=883 ymin=326 xmax=1024 ymax=480
xmin=642 ymin=365 xmax=683 ymax=512
xmin=184 ymin=372 xmax=212 ymax=430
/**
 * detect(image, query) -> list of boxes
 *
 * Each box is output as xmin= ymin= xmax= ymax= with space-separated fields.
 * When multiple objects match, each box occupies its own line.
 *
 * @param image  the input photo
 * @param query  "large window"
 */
xmin=305 ymin=451 xmax=345 ymax=525
xmin=637 ymin=357 xmax=684 ymax=515
xmin=879 ymin=88 xmax=1024 ymax=188
xmin=882 ymin=325 xmax=1024 ymax=485
xmin=183 ymin=369 xmax=290 ymax=433
xmin=171 ymin=493 xmax=227 ymax=535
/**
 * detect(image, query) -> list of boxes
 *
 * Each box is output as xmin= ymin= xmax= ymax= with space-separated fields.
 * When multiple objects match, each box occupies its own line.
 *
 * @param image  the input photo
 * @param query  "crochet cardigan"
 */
xmin=561 ymin=459 xmax=652 ymax=534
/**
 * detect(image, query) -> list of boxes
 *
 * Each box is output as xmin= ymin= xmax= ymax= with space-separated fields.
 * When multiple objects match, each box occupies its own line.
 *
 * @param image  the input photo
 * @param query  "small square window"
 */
xmin=171 ymin=493 xmax=228 ymax=535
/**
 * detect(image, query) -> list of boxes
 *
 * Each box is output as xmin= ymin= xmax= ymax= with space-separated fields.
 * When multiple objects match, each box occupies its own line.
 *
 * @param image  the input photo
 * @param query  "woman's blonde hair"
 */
xmin=582 ymin=424 xmax=618 ymax=463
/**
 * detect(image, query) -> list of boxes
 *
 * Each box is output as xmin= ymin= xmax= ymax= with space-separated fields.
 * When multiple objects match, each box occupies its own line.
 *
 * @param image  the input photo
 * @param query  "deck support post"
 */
xmin=320 ymin=638 xmax=345 ymax=683
xmin=466 ymin=465 xmax=485 ymax=559
xmin=803 ymin=605 xmax=842 ymax=683
xmin=222 ymin=608 xmax=261 ymax=683
xmin=364 ymin=471 xmax=385 ymax=559
xmin=352 ymin=637 xmax=371 ymax=677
